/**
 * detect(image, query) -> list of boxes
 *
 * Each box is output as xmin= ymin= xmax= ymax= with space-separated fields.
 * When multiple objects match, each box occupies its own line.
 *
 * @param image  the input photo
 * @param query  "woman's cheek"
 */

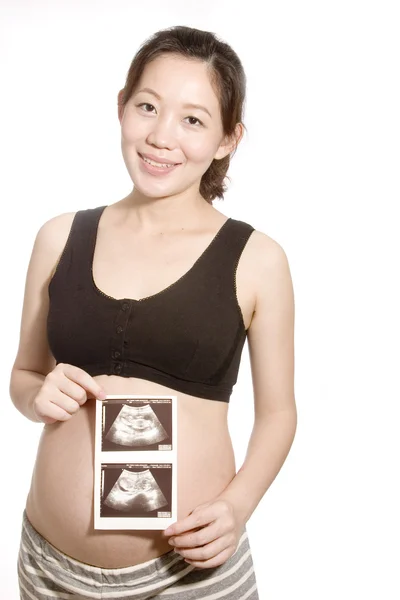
xmin=184 ymin=139 xmax=213 ymax=165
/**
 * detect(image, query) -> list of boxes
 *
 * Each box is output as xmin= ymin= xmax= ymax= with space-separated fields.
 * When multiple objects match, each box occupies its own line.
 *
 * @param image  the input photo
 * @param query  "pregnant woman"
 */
xmin=10 ymin=25 xmax=297 ymax=599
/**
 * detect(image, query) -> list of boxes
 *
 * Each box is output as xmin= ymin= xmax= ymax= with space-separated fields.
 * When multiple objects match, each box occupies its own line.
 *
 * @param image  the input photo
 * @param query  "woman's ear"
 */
xmin=214 ymin=122 xmax=244 ymax=160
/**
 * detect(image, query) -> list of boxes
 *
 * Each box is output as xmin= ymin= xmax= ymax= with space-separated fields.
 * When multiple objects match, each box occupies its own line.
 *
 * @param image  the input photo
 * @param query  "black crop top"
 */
xmin=47 ymin=205 xmax=255 ymax=402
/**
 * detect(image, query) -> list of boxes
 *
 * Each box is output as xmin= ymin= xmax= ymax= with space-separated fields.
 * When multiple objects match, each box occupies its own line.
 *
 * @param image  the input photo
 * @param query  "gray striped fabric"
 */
xmin=18 ymin=510 xmax=259 ymax=599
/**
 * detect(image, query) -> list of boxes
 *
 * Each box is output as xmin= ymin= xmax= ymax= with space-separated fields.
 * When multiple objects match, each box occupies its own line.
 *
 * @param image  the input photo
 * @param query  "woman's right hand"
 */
xmin=32 ymin=363 xmax=107 ymax=424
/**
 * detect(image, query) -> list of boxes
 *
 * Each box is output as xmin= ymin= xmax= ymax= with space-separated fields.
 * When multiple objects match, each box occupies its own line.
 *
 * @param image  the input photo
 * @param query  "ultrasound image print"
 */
xmin=104 ymin=469 xmax=168 ymax=513
xmin=105 ymin=404 xmax=168 ymax=447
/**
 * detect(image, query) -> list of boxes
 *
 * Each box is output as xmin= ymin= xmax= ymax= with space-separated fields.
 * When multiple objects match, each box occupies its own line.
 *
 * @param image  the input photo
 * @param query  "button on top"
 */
xmin=113 ymin=350 xmax=121 ymax=359
xmin=116 ymin=325 xmax=123 ymax=334
xmin=122 ymin=302 xmax=129 ymax=311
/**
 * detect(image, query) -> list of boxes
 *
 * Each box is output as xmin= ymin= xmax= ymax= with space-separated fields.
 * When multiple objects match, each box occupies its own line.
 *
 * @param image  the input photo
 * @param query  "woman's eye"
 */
xmin=185 ymin=116 xmax=203 ymax=127
xmin=138 ymin=102 xmax=155 ymax=112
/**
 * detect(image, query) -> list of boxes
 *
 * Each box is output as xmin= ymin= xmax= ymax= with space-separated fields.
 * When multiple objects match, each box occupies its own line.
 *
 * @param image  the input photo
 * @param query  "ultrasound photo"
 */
xmin=101 ymin=464 xmax=172 ymax=518
xmin=94 ymin=395 xmax=177 ymax=529
xmin=101 ymin=399 xmax=172 ymax=451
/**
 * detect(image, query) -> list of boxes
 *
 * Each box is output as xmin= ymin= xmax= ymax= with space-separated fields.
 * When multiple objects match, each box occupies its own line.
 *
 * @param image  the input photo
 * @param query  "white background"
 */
xmin=1 ymin=0 xmax=399 ymax=597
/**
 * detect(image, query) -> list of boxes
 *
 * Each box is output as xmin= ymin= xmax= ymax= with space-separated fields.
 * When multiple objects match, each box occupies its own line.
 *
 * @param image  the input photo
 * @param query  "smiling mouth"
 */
xmin=139 ymin=153 xmax=180 ymax=168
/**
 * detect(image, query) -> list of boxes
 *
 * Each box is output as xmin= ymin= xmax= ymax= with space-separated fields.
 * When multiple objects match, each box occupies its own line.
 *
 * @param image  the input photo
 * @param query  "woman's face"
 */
xmin=118 ymin=54 xmax=234 ymax=201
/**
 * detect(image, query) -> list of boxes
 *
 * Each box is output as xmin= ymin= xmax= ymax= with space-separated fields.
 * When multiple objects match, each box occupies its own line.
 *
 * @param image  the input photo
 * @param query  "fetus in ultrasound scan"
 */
xmin=105 ymin=404 xmax=168 ymax=447
xmin=104 ymin=469 xmax=168 ymax=513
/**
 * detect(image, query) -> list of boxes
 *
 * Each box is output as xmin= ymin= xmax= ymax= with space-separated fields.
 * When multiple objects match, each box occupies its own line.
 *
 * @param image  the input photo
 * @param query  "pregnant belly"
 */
xmin=26 ymin=377 xmax=236 ymax=568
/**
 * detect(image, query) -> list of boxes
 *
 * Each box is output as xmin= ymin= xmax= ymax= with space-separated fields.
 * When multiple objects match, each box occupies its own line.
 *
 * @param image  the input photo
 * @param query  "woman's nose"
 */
xmin=146 ymin=116 xmax=177 ymax=150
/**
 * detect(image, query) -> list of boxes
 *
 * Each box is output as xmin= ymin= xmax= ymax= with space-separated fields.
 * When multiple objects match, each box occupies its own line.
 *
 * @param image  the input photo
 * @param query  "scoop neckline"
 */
xmin=89 ymin=205 xmax=232 ymax=304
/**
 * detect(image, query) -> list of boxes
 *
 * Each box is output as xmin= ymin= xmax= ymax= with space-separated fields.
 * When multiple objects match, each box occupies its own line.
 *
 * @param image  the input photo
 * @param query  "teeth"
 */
xmin=142 ymin=155 xmax=176 ymax=168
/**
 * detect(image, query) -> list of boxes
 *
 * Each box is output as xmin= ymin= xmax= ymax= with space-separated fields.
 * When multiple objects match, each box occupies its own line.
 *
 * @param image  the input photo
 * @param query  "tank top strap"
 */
xmin=49 ymin=205 xmax=107 ymax=292
xmin=223 ymin=217 xmax=256 ymax=260
xmin=197 ymin=216 xmax=255 ymax=281
xmin=74 ymin=205 xmax=107 ymax=268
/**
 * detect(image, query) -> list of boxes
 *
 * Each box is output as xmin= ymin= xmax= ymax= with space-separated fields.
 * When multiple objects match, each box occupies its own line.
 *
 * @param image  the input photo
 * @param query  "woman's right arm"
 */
xmin=9 ymin=212 xmax=105 ymax=423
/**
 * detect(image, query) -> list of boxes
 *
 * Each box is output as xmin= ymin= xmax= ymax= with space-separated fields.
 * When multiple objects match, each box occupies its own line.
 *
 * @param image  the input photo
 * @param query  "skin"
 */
xmin=14 ymin=53 xmax=297 ymax=570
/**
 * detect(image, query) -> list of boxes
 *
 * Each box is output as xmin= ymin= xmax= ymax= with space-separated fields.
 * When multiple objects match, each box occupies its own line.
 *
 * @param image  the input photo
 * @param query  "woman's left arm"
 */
xmin=217 ymin=237 xmax=297 ymax=522
xmin=163 ymin=236 xmax=297 ymax=567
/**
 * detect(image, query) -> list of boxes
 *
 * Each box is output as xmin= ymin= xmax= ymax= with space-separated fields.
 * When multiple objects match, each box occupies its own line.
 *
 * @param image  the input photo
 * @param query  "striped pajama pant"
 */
xmin=18 ymin=510 xmax=259 ymax=599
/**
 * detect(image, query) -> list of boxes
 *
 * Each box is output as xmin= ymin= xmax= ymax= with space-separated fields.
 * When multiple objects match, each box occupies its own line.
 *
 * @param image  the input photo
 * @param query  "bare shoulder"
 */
xmin=249 ymin=227 xmax=288 ymax=264
xmin=240 ymin=227 xmax=291 ymax=297
xmin=244 ymin=226 xmax=294 ymax=329
xmin=31 ymin=211 xmax=78 ymax=280
xmin=38 ymin=210 xmax=77 ymax=236
xmin=10 ymin=210 xmax=77 ymax=375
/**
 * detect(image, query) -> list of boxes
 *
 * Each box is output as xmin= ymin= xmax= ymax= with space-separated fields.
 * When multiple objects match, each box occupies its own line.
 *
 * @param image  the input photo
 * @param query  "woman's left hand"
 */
xmin=162 ymin=497 xmax=245 ymax=569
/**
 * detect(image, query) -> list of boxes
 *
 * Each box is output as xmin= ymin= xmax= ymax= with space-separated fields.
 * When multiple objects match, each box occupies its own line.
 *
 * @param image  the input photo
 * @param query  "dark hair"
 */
xmin=118 ymin=25 xmax=247 ymax=204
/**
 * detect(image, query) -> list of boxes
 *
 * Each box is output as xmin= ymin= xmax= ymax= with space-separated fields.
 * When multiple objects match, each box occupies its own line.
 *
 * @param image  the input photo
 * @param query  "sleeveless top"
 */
xmin=47 ymin=205 xmax=255 ymax=402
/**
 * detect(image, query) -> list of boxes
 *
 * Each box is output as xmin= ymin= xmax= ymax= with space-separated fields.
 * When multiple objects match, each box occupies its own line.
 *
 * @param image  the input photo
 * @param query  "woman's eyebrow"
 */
xmin=183 ymin=103 xmax=212 ymax=118
xmin=135 ymin=87 xmax=212 ymax=118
